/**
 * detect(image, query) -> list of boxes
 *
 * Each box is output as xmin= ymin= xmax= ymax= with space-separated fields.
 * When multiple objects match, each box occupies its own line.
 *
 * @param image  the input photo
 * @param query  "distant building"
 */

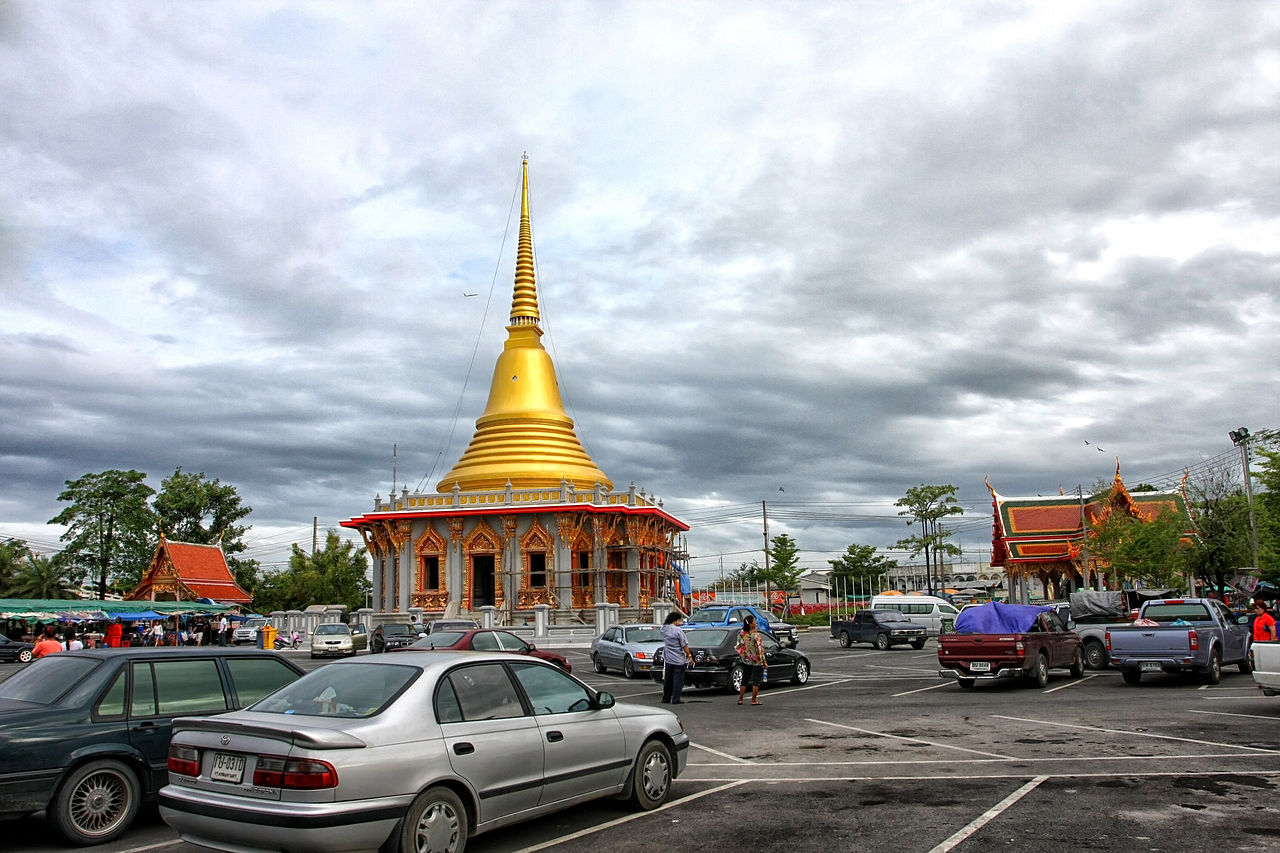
xmin=126 ymin=536 xmax=252 ymax=605
xmin=987 ymin=463 xmax=1196 ymax=598
xmin=344 ymin=158 xmax=688 ymax=621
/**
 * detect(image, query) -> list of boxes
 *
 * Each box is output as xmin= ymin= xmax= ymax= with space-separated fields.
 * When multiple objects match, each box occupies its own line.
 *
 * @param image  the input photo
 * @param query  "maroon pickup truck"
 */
xmin=938 ymin=603 xmax=1084 ymax=689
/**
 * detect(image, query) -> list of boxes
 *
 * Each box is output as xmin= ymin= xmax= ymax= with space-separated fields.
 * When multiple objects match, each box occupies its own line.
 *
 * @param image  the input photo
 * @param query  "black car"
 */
xmin=651 ymin=627 xmax=811 ymax=693
xmin=371 ymin=622 xmax=422 ymax=652
xmin=0 ymin=635 xmax=34 ymax=663
xmin=0 ymin=647 xmax=304 ymax=845
xmin=833 ymin=609 xmax=929 ymax=649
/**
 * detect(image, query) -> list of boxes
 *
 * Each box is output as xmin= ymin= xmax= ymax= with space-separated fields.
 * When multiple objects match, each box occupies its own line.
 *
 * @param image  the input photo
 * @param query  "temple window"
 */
xmin=529 ymin=552 xmax=547 ymax=588
xmin=421 ymin=555 xmax=441 ymax=590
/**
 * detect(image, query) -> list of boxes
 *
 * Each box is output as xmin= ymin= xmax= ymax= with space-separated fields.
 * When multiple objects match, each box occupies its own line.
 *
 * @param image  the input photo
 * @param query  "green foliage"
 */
xmin=763 ymin=534 xmax=803 ymax=591
xmin=8 ymin=552 xmax=78 ymax=599
xmin=1255 ymin=447 xmax=1280 ymax=581
xmin=252 ymin=530 xmax=370 ymax=612
xmin=0 ymin=538 xmax=33 ymax=596
xmin=49 ymin=470 xmax=156 ymax=597
xmin=153 ymin=468 xmax=259 ymax=592
xmin=828 ymin=542 xmax=898 ymax=581
xmin=1089 ymin=508 xmax=1191 ymax=589
xmin=893 ymin=484 xmax=963 ymax=592
xmin=1183 ymin=459 xmax=1253 ymax=595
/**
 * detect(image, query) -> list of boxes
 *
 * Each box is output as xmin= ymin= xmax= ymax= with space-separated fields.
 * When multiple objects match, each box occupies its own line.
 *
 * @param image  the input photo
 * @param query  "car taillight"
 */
xmin=1188 ymin=630 xmax=1198 ymax=651
xmin=253 ymin=755 xmax=338 ymax=789
xmin=636 ymin=651 xmax=648 ymax=660
xmin=167 ymin=745 xmax=199 ymax=776
xmin=1105 ymin=631 xmax=1111 ymax=651
xmin=1015 ymin=640 xmax=1024 ymax=657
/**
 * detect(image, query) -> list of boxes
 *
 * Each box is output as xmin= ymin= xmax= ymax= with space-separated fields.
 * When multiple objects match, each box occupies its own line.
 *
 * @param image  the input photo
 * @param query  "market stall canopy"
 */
xmin=0 ymin=598 xmax=236 ymax=619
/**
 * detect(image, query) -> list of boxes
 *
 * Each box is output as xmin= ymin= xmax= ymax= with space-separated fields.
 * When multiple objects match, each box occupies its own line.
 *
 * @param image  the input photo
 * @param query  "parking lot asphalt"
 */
xmin=4 ymin=635 xmax=1280 ymax=852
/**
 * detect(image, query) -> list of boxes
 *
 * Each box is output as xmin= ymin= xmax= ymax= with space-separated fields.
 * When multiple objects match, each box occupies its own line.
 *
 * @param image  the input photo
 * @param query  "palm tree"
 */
xmin=0 ymin=538 xmax=33 ymax=596
xmin=9 ymin=554 xmax=77 ymax=600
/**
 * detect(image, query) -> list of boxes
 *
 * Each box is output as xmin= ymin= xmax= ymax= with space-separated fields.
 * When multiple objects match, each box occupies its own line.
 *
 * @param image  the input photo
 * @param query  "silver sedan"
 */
xmin=159 ymin=651 xmax=689 ymax=853
xmin=591 ymin=623 xmax=664 ymax=677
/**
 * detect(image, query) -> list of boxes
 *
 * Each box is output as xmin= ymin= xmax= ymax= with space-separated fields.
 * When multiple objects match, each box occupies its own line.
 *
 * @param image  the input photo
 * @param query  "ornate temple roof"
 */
xmin=127 ymin=538 xmax=252 ymax=604
xmin=988 ymin=463 xmax=1195 ymax=567
xmin=436 ymin=157 xmax=613 ymax=494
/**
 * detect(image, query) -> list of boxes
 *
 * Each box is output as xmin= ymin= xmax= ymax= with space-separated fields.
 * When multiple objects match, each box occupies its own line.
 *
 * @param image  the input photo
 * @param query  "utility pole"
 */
xmin=313 ymin=517 xmax=319 ymax=555
xmin=1229 ymin=427 xmax=1260 ymax=568
xmin=762 ymin=501 xmax=772 ymax=609
xmin=1077 ymin=485 xmax=1094 ymax=591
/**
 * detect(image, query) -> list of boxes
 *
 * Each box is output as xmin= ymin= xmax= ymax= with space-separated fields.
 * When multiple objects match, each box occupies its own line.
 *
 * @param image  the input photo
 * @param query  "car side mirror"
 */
xmin=594 ymin=691 xmax=615 ymax=709
xmin=1067 ymin=620 xmax=1076 ymax=630
xmin=526 ymin=642 xmax=537 ymax=651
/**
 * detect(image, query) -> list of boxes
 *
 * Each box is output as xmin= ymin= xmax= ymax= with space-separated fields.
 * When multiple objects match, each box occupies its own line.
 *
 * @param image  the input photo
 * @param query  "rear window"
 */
xmin=0 ymin=656 xmax=102 ymax=704
xmin=1142 ymin=603 xmax=1213 ymax=623
xmin=414 ymin=631 xmax=465 ymax=647
xmin=686 ymin=628 xmax=733 ymax=647
xmin=226 ymin=656 xmax=301 ymax=706
xmin=383 ymin=624 xmax=416 ymax=637
xmin=253 ymin=663 xmax=417 ymax=718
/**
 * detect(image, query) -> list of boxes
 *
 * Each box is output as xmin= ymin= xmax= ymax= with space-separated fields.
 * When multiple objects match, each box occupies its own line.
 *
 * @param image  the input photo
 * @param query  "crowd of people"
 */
xmin=3 ymin=612 xmax=249 ymax=656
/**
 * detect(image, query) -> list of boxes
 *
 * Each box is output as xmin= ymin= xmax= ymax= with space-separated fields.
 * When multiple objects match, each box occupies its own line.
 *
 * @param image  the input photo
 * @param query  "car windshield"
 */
xmin=686 ymin=628 xmax=733 ymax=647
xmin=411 ymin=631 xmax=465 ymax=648
xmin=0 ymin=656 xmax=102 ymax=704
xmin=625 ymin=627 xmax=662 ymax=643
xmin=383 ymin=624 xmax=415 ymax=636
xmin=875 ymin=611 xmax=911 ymax=623
xmin=314 ymin=624 xmax=350 ymax=636
xmin=252 ymin=663 xmax=418 ymax=718
xmin=686 ymin=610 xmax=727 ymax=624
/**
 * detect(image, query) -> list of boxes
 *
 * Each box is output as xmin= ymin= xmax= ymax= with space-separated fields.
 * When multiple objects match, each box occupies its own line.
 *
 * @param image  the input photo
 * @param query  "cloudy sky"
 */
xmin=2 ymin=2 xmax=1277 ymax=583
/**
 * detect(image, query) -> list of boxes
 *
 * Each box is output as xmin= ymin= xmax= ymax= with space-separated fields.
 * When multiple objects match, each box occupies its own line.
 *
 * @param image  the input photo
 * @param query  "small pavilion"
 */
xmin=987 ymin=463 xmax=1196 ymax=598
xmin=126 ymin=536 xmax=252 ymax=605
xmin=343 ymin=158 xmax=688 ymax=623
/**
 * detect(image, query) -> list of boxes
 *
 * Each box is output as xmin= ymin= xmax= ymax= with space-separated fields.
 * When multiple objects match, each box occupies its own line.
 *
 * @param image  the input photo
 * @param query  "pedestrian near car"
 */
xmin=735 ymin=614 xmax=769 ymax=706
xmin=1252 ymin=599 xmax=1277 ymax=642
xmin=660 ymin=611 xmax=693 ymax=704
xmin=64 ymin=628 xmax=84 ymax=651
xmin=32 ymin=624 xmax=63 ymax=659
xmin=371 ymin=625 xmax=385 ymax=654
xmin=218 ymin=614 xmax=230 ymax=646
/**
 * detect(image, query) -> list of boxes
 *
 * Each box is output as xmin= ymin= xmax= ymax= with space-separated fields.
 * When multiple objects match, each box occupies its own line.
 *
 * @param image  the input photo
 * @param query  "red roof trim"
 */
xmin=341 ymin=502 xmax=690 ymax=531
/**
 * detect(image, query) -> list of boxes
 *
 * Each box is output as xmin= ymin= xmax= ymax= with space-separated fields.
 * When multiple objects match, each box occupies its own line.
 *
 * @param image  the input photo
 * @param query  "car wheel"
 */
xmin=729 ymin=664 xmax=745 ymax=694
xmin=957 ymin=678 xmax=975 ymax=689
xmin=49 ymin=758 xmax=141 ymax=845
xmin=1122 ymin=669 xmax=1142 ymax=685
xmin=791 ymin=659 xmax=810 ymax=685
xmin=592 ymin=653 xmax=607 ymax=674
xmin=629 ymin=740 xmax=673 ymax=810
xmin=310 ymin=652 xmax=317 ymax=659
xmin=18 ymin=649 xmax=33 ymax=663
xmin=874 ymin=633 xmax=890 ymax=651
xmin=838 ymin=631 xmax=851 ymax=648
xmin=1083 ymin=639 xmax=1108 ymax=670
xmin=910 ymin=640 xmax=926 ymax=650
xmin=1029 ymin=653 xmax=1049 ymax=688
xmin=1238 ymin=649 xmax=1253 ymax=675
xmin=399 ymin=785 xmax=466 ymax=853
xmin=1202 ymin=650 xmax=1222 ymax=685
xmin=1069 ymin=648 xmax=1085 ymax=678
xmin=623 ymin=655 xmax=636 ymax=679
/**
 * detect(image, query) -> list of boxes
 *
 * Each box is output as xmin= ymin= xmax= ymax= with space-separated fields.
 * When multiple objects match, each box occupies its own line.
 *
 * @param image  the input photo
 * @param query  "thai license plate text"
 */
xmin=211 ymin=752 xmax=246 ymax=783
xmin=969 ymin=661 xmax=991 ymax=672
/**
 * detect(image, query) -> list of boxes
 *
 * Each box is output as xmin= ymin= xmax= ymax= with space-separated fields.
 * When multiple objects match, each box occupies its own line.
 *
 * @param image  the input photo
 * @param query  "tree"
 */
xmin=1183 ymin=459 xmax=1253 ymax=596
xmin=893 ymin=484 xmax=964 ymax=596
xmin=153 ymin=468 xmax=258 ymax=592
xmin=252 ymin=530 xmax=369 ymax=613
xmin=762 ymin=534 xmax=803 ymax=594
xmin=1089 ymin=507 xmax=1192 ymax=589
xmin=0 ymin=538 xmax=33 ymax=596
xmin=9 ymin=552 xmax=78 ymax=599
xmin=829 ymin=543 xmax=899 ymax=581
xmin=49 ymin=470 xmax=156 ymax=598
xmin=1255 ymin=446 xmax=1280 ymax=581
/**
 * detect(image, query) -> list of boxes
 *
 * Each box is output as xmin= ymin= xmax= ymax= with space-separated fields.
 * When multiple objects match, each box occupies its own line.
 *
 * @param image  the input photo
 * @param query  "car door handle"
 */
xmin=546 ymin=731 xmax=564 ymax=743
xmin=453 ymin=742 xmax=475 ymax=755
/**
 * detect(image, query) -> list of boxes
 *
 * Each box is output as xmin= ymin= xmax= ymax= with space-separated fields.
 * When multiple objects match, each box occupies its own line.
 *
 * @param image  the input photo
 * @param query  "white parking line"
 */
xmin=893 ymin=681 xmax=954 ymax=697
xmin=682 ymin=750 xmax=1261 ymax=768
xmin=927 ymin=775 xmax=1047 ymax=853
xmin=1189 ymin=709 xmax=1280 ymax=722
xmin=806 ymin=718 xmax=1013 ymax=759
xmin=690 ymin=742 xmax=754 ymax=764
xmin=993 ymin=714 xmax=1280 ymax=753
xmin=1041 ymin=673 xmax=1101 ymax=693
xmin=508 ymin=780 xmax=750 ymax=853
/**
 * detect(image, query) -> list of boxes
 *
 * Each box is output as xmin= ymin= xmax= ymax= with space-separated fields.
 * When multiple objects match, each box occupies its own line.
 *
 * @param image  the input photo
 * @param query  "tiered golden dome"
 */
xmin=436 ymin=158 xmax=613 ymax=494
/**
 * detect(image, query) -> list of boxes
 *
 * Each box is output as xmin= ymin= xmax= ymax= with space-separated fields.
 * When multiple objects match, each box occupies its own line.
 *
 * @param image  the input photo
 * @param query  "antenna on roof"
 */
xmin=392 ymin=443 xmax=398 ymax=495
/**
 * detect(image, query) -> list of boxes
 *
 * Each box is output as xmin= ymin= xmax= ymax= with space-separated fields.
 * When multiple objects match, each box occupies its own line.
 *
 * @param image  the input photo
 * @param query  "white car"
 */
xmin=159 ymin=652 xmax=689 ymax=853
xmin=310 ymin=622 xmax=369 ymax=658
xmin=232 ymin=617 xmax=268 ymax=645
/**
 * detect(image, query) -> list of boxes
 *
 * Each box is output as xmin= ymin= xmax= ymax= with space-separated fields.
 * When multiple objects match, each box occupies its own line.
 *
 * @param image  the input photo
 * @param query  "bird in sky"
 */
xmin=463 ymin=292 xmax=477 ymax=298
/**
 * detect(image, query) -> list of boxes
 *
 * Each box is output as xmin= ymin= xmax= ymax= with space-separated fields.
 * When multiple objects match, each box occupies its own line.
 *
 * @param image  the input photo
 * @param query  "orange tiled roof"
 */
xmin=126 ymin=539 xmax=252 ymax=604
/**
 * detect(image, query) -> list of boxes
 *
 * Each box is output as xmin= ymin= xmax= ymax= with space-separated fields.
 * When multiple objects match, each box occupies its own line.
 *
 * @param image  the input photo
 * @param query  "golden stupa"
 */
xmin=436 ymin=158 xmax=613 ymax=493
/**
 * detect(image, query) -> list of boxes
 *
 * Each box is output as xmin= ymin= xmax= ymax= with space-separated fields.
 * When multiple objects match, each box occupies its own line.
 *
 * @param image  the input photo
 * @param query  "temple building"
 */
xmin=126 ymin=536 xmax=253 ymax=605
xmin=987 ymin=463 xmax=1197 ymax=598
xmin=343 ymin=158 xmax=688 ymax=622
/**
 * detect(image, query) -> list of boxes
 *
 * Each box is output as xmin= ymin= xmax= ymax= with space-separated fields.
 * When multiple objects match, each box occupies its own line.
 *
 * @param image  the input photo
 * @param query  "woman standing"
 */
xmin=736 ymin=614 xmax=768 ymax=706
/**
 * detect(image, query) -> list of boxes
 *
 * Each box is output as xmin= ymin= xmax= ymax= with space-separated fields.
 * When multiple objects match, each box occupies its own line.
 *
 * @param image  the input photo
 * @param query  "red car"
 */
xmin=398 ymin=628 xmax=572 ymax=671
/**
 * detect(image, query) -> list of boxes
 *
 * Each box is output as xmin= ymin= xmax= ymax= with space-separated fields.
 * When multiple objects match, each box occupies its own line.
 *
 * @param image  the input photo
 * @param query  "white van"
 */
xmin=869 ymin=595 xmax=960 ymax=636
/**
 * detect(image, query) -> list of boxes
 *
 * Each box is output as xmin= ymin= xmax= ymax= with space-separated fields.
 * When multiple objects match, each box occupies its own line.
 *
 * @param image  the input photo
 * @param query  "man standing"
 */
xmin=659 ymin=611 xmax=694 ymax=705
xmin=217 ymin=614 xmax=229 ymax=646
xmin=32 ymin=624 xmax=64 ymax=659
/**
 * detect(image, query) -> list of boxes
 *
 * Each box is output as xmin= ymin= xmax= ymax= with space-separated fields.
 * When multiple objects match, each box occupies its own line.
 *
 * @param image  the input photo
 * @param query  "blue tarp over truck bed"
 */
xmin=954 ymin=601 xmax=1051 ymax=634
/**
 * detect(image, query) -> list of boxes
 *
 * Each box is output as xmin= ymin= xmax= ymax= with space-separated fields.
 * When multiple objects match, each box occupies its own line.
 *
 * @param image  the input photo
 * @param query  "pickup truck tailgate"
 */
xmin=938 ymin=634 xmax=1022 ymax=674
xmin=1108 ymin=627 xmax=1194 ymax=658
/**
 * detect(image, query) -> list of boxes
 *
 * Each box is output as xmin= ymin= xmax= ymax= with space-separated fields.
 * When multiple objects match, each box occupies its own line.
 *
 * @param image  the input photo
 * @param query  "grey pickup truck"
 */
xmin=1106 ymin=597 xmax=1251 ymax=685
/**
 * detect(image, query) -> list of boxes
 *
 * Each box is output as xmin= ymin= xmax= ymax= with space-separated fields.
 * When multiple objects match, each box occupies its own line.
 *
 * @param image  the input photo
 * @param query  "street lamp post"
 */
xmin=1229 ymin=427 xmax=1260 ymax=569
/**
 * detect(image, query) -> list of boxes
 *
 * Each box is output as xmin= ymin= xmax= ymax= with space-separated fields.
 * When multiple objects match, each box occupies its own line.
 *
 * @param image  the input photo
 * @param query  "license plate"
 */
xmin=969 ymin=661 xmax=991 ymax=672
xmin=1140 ymin=662 xmax=1162 ymax=672
xmin=211 ymin=752 xmax=246 ymax=783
